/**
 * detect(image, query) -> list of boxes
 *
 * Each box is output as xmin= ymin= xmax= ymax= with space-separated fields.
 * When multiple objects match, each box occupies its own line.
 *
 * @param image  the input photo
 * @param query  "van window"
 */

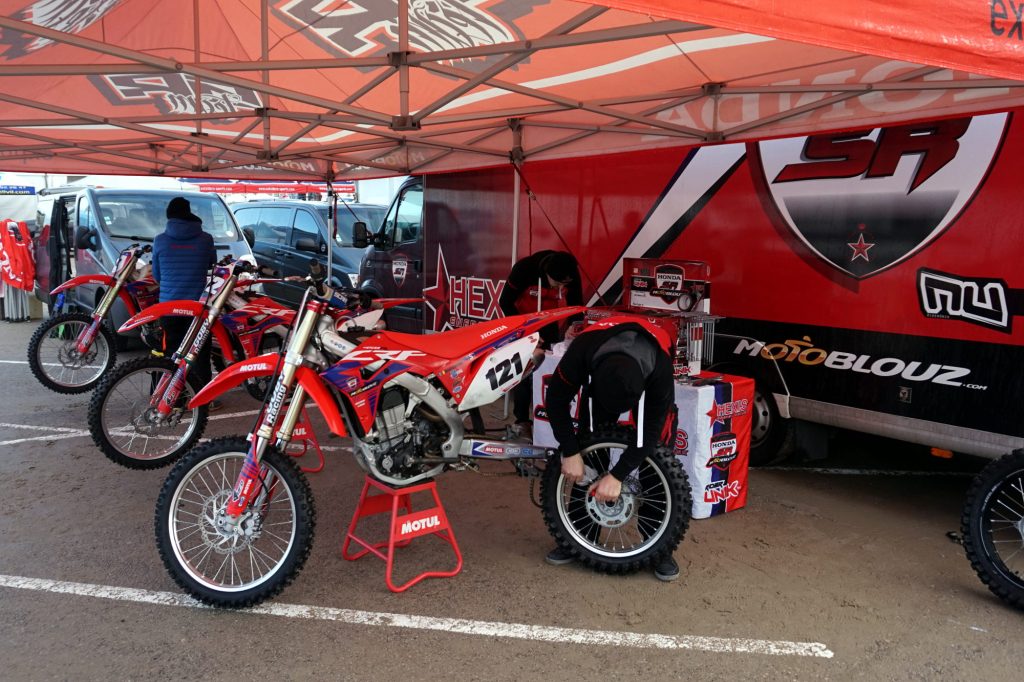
xmin=317 ymin=205 xmax=386 ymax=246
xmin=382 ymin=186 xmax=422 ymax=245
xmin=254 ymin=207 xmax=292 ymax=245
xmin=94 ymin=193 xmax=240 ymax=243
xmin=292 ymin=209 xmax=319 ymax=247
xmin=232 ymin=207 xmax=260 ymax=233
xmin=78 ymin=197 xmax=95 ymax=231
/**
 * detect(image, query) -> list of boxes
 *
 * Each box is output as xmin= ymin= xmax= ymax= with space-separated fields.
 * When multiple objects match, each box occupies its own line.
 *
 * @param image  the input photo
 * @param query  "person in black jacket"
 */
xmin=498 ymin=250 xmax=583 ymax=436
xmin=543 ymin=320 xmax=679 ymax=582
xmin=152 ymin=197 xmax=218 ymax=405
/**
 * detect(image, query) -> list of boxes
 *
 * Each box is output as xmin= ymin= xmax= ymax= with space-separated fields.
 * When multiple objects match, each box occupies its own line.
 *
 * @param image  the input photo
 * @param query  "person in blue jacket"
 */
xmin=151 ymin=197 xmax=217 ymax=394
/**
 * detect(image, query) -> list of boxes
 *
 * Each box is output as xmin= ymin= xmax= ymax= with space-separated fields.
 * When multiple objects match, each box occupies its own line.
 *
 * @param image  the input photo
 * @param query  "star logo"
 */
xmin=848 ymin=233 xmax=875 ymax=262
xmin=422 ymin=248 xmax=451 ymax=331
xmin=707 ymin=398 xmax=727 ymax=428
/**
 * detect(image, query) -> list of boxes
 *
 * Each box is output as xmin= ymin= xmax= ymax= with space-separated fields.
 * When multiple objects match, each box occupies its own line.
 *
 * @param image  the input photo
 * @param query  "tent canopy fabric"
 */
xmin=0 ymin=0 xmax=1020 ymax=181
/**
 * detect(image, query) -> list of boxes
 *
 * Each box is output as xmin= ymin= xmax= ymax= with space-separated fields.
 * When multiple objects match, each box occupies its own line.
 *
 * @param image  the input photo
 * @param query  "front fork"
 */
xmin=75 ymin=253 xmax=138 ymax=354
xmin=225 ymin=298 xmax=327 ymax=519
xmin=152 ymin=274 xmax=236 ymax=417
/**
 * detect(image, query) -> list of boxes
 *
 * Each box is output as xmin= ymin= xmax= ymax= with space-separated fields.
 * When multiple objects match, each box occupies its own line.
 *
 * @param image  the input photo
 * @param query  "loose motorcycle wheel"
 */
xmin=87 ymin=356 xmax=208 ymax=469
xmin=155 ymin=437 xmax=316 ymax=607
xmin=540 ymin=427 xmax=691 ymax=574
xmin=27 ymin=312 xmax=116 ymax=394
xmin=961 ymin=449 xmax=1024 ymax=609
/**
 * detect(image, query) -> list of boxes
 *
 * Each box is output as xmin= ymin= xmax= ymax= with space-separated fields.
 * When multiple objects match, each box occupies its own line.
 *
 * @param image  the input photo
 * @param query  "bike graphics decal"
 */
xmin=752 ymin=113 xmax=1008 ymax=281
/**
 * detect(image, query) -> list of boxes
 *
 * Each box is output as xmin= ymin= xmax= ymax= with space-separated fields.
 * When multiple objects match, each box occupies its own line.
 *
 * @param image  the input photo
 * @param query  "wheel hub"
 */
xmin=201 ymin=493 xmax=260 ymax=553
xmin=584 ymin=491 xmax=636 ymax=528
xmin=57 ymin=344 xmax=95 ymax=368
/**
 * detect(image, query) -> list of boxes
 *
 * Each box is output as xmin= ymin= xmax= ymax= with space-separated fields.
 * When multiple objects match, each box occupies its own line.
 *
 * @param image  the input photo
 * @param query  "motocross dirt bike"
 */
xmin=86 ymin=257 xmax=295 ymax=469
xmin=961 ymin=449 xmax=1024 ymax=610
xmin=27 ymin=243 xmax=159 ymax=394
xmin=155 ymin=274 xmax=691 ymax=607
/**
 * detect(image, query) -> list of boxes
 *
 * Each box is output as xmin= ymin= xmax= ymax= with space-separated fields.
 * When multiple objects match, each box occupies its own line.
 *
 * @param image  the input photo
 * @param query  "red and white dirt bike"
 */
xmin=27 ymin=243 xmax=159 ymax=393
xmin=85 ymin=257 xmax=294 ymax=469
xmin=155 ymin=273 xmax=691 ymax=607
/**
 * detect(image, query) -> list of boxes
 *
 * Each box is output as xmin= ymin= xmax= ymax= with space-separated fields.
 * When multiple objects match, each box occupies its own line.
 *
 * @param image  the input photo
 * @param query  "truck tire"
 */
xmin=961 ymin=449 xmax=1024 ymax=609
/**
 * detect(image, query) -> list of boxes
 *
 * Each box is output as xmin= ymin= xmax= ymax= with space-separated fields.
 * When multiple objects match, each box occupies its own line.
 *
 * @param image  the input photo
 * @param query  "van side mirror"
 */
xmin=352 ymin=221 xmax=369 ymax=248
xmin=75 ymin=225 xmax=97 ymax=250
xmin=242 ymin=227 xmax=255 ymax=247
xmin=295 ymin=237 xmax=319 ymax=253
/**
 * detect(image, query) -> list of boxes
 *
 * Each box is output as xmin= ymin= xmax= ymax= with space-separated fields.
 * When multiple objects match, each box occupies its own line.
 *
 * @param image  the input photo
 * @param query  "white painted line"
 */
xmin=0 ymin=422 xmax=85 ymax=433
xmin=761 ymin=466 xmax=975 ymax=477
xmin=0 ymin=359 xmax=102 ymax=368
xmin=0 ymin=574 xmax=833 ymax=658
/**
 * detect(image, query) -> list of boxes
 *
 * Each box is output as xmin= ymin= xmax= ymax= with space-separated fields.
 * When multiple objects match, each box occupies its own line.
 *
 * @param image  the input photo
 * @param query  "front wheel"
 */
xmin=540 ymin=427 xmax=691 ymax=574
xmin=961 ymin=449 xmax=1024 ymax=609
xmin=87 ymin=356 xmax=208 ymax=469
xmin=27 ymin=312 xmax=116 ymax=394
xmin=155 ymin=438 xmax=316 ymax=607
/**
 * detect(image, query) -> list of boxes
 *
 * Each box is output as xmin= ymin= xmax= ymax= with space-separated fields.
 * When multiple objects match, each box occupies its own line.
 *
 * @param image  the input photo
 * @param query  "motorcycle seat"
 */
xmin=375 ymin=318 xmax=522 ymax=360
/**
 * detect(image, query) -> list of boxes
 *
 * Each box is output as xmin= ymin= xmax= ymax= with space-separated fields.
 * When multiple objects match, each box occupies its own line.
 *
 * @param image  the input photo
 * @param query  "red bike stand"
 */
xmin=342 ymin=476 xmax=463 ymax=593
xmin=284 ymin=406 xmax=324 ymax=473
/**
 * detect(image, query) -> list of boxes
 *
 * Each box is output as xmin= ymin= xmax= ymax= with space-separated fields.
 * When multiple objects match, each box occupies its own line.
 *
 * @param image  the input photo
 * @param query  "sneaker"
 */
xmin=544 ymin=546 xmax=575 ymax=566
xmin=208 ymin=399 xmax=224 ymax=413
xmin=654 ymin=556 xmax=680 ymax=582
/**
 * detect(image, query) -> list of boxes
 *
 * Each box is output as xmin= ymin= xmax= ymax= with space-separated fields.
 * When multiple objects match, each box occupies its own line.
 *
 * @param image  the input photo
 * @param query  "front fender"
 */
xmin=120 ymin=300 xmax=237 ymax=364
xmin=189 ymin=358 xmax=349 ymax=437
xmin=190 ymin=352 xmax=280 ymax=406
xmin=50 ymin=274 xmax=115 ymax=296
xmin=120 ymin=300 xmax=205 ymax=330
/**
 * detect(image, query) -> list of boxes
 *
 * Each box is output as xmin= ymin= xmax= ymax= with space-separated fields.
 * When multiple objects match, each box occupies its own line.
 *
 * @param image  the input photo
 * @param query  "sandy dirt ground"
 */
xmin=0 ymin=320 xmax=1021 ymax=681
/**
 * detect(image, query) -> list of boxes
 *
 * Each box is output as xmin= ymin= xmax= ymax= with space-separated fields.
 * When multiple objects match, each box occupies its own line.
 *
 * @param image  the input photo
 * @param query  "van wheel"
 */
xmin=749 ymin=382 xmax=790 ymax=465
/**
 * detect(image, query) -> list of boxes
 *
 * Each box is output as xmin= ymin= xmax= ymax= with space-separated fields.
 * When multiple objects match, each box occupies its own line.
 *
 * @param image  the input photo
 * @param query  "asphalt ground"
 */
xmin=0 ymin=319 xmax=1021 ymax=681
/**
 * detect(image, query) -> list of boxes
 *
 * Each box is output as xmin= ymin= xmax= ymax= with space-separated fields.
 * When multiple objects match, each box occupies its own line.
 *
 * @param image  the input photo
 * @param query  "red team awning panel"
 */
xmin=0 ymin=0 xmax=1019 ymax=180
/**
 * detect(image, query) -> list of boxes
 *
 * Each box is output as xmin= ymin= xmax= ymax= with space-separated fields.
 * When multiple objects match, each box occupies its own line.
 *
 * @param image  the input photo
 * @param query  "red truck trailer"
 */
xmin=358 ymin=109 xmax=1024 ymax=607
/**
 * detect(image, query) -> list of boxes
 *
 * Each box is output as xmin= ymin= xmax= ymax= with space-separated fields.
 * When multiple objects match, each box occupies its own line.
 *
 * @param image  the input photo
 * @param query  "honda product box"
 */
xmin=623 ymin=258 xmax=710 ymax=315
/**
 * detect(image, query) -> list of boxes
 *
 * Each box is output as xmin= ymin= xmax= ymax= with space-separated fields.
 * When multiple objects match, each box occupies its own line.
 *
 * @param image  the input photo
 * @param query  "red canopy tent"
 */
xmin=0 ymin=0 xmax=1019 ymax=181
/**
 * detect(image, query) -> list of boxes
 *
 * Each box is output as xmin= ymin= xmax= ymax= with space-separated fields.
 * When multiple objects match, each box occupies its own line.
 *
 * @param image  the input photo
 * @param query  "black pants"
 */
xmin=160 ymin=316 xmax=212 ymax=386
xmin=513 ymin=378 xmax=533 ymax=423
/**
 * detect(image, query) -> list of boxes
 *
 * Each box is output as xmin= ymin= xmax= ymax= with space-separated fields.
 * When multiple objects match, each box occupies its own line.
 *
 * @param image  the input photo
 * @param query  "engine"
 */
xmin=365 ymin=386 xmax=449 ymax=480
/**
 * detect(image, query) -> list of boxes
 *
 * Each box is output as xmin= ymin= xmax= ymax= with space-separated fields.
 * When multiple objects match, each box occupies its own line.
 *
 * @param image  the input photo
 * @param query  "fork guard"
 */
xmin=188 ymin=353 xmax=349 ymax=437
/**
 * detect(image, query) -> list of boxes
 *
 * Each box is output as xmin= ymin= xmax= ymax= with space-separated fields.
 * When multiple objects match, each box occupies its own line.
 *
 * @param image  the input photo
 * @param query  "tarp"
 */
xmin=0 ymin=1 xmax=1020 ymax=181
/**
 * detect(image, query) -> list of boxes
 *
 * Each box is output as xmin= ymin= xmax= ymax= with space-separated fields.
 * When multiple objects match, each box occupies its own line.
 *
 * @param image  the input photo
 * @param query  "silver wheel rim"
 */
xmin=556 ymin=441 xmax=672 ymax=559
xmin=750 ymin=388 xmax=772 ymax=448
xmin=168 ymin=451 xmax=297 ymax=592
xmin=37 ymin=319 xmax=109 ymax=388
xmin=100 ymin=365 xmax=199 ymax=460
xmin=983 ymin=469 xmax=1024 ymax=582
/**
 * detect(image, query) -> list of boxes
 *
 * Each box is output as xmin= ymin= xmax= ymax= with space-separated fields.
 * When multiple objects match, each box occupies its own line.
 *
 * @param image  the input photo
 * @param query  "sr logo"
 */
xmin=753 ymin=113 xmax=1008 ymax=280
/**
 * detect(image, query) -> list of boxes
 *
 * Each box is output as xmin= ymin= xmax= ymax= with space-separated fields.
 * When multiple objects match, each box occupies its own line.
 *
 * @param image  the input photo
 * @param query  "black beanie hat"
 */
xmin=591 ymin=354 xmax=644 ymax=415
xmin=542 ymin=251 xmax=577 ymax=283
xmin=166 ymin=196 xmax=200 ymax=222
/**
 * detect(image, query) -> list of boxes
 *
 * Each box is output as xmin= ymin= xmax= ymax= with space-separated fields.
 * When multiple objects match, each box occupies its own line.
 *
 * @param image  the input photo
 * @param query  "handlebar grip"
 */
xmin=142 ymin=245 xmax=153 ymax=254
